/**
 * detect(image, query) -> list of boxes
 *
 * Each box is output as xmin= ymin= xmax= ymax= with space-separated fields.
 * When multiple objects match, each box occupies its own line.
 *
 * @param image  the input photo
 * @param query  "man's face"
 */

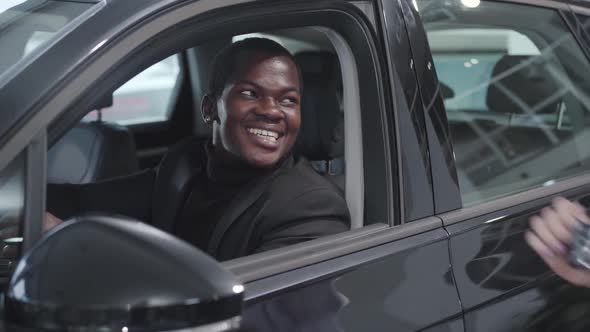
xmin=213 ymin=51 xmax=301 ymax=168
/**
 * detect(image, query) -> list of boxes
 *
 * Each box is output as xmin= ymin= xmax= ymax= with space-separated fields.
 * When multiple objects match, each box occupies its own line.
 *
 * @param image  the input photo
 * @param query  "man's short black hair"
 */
xmin=207 ymin=37 xmax=301 ymax=98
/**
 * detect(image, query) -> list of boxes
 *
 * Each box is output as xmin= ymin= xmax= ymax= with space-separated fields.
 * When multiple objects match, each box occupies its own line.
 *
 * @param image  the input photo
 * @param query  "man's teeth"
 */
xmin=247 ymin=128 xmax=279 ymax=141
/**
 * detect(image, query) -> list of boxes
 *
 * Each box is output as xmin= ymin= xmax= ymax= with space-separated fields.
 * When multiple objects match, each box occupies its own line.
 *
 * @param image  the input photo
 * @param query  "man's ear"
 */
xmin=201 ymin=94 xmax=217 ymax=125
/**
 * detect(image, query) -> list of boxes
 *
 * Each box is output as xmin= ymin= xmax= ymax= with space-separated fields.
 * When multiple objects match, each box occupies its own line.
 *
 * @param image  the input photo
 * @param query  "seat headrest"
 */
xmin=294 ymin=51 xmax=344 ymax=160
xmin=486 ymin=55 xmax=560 ymax=115
xmin=47 ymin=122 xmax=139 ymax=184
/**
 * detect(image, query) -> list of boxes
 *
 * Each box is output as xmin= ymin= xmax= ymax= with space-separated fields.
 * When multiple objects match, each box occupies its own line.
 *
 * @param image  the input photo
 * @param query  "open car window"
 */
xmin=45 ymin=25 xmax=376 ymax=260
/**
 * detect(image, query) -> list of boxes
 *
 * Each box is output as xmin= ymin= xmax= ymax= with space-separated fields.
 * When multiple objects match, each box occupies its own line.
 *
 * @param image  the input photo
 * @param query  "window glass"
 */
xmin=0 ymin=152 xmax=25 ymax=274
xmin=82 ymin=55 xmax=181 ymax=125
xmin=0 ymin=0 xmax=93 ymax=78
xmin=418 ymin=0 xmax=590 ymax=205
xmin=431 ymin=29 xmax=540 ymax=112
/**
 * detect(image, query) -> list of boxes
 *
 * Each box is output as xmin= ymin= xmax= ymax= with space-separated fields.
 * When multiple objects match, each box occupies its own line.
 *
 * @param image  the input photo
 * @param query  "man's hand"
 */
xmin=526 ymin=197 xmax=590 ymax=287
xmin=0 ymin=212 xmax=62 ymax=239
xmin=44 ymin=212 xmax=63 ymax=232
xmin=0 ymin=212 xmax=63 ymax=260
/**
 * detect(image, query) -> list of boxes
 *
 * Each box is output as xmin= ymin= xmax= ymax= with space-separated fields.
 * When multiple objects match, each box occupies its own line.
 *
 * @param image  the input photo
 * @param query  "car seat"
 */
xmin=294 ymin=51 xmax=345 ymax=192
xmin=47 ymin=121 xmax=139 ymax=184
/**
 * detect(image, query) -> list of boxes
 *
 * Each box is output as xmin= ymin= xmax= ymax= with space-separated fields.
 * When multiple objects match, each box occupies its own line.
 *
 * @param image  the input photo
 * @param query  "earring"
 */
xmin=204 ymin=115 xmax=211 ymax=124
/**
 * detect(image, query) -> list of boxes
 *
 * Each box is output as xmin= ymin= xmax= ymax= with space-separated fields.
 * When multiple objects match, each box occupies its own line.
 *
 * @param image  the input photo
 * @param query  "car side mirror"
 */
xmin=3 ymin=215 xmax=244 ymax=331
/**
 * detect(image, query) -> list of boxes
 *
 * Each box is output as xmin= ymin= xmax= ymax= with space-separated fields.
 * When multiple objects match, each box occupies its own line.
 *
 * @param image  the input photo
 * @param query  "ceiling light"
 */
xmin=461 ymin=0 xmax=480 ymax=8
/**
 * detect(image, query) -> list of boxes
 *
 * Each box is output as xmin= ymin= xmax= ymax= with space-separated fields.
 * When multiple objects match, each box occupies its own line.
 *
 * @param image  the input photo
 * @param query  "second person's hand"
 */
xmin=526 ymin=197 xmax=590 ymax=287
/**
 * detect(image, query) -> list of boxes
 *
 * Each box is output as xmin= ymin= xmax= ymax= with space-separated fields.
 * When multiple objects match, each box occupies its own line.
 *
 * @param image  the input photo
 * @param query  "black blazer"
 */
xmin=210 ymin=154 xmax=350 ymax=260
xmin=47 ymin=138 xmax=350 ymax=260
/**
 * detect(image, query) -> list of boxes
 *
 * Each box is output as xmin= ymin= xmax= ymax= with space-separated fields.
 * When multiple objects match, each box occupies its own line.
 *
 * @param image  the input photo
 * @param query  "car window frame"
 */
xmin=21 ymin=130 xmax=46 ymax=251
xmin=379 ymin=0 xmax=436 ymax=222
xmin=0 ymin=0 xmax=102 ymax=95
xmin=47 ymin=8 xmax=386 ymax=228
xmin=568 ymin=4 xmax=590 ymax=60
xmin=0 ymin=129 xmax=46 ymax=285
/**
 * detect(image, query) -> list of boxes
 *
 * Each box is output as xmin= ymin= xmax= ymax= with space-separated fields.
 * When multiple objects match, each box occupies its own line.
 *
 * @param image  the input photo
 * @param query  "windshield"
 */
xmin=0 ymin=0 xmax=93 ymax=78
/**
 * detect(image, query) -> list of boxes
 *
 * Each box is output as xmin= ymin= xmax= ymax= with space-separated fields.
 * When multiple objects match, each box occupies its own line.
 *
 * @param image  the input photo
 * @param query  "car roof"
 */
xmin=0 ymin=0 xmax=208 ymax=147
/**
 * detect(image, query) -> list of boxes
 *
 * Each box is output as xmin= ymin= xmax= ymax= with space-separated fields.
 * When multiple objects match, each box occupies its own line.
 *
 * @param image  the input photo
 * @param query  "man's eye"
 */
xmin=240 ymin=90 xmax=256 ymax=97
xmin=280 ymin=97 xmax=298 ymax=105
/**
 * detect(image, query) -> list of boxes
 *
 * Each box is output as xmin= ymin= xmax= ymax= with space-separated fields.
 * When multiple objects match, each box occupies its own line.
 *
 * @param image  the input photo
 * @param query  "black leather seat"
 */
xmin=294 ymin=51 xmax=345 ymax=191
xmin=486 ymin=55 xmax=568 ymax=154
xmin=149 ymin=137 xmax=205 ymax=233
xmin=487 ymin=55 xmax=562 ymax=115
xmin=47 ymin=122 xmax=139 ymax=184
xmin=452 ymin=55 xmax=568 ymax=190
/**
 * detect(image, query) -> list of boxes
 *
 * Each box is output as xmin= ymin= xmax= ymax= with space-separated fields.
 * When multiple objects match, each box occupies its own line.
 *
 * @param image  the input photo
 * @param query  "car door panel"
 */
xmin=461 ymin=273 xmax=590 ymax=331
xmin=409 ymin=0 xmax=590 ymax=330
xmin=443 ymin=188 xmax=590 ymax=332
xmin=446 ymin=211 xmax=546 ymax=307
xmin=234 ymin=224 xmax=462 ymax=331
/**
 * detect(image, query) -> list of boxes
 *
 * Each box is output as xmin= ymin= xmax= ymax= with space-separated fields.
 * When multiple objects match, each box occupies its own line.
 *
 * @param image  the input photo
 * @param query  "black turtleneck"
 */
xmin=172 ymin=141 xmax=288 ymax=251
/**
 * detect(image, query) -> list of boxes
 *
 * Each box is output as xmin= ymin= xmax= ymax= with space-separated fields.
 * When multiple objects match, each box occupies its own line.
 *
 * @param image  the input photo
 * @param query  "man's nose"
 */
xmin=256 ymin=97 xmax=284 ymax=121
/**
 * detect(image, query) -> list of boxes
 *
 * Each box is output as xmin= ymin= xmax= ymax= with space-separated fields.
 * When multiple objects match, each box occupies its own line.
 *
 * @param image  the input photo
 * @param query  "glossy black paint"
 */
xmin=443 ymin=187 xmax=590 ymax=332
xmin=378 ymin=0 xmax=434 ymax=222
xmin=400 ymin=0 xmax=462 ymax=215
xmin=4 ymin=215 xmax=243 ymax=331
xmin=241 ymin=228 xmax=462 ymax=331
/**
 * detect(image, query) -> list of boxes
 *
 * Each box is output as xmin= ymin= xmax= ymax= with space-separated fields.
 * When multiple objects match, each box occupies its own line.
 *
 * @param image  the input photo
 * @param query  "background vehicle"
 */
xmin=3 ymin=0 xmax=590 ymax=330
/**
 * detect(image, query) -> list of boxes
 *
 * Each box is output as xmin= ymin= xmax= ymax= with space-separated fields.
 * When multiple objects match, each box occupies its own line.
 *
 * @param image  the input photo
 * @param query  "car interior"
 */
xmin=45 ymin=27 xmax=357 ymax=246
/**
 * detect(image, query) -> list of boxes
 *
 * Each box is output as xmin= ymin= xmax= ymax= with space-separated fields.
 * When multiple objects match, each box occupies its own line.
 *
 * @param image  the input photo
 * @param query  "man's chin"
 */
xmin=245 ymin=153 xmax=281 ymax=169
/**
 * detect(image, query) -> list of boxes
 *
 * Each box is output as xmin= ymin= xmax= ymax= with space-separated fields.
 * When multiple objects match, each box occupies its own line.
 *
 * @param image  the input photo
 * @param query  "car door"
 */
xmin=0 ymin=0 xmax=461 ymax=330
xmin=410 ymin=0 xmax=590 ymax=330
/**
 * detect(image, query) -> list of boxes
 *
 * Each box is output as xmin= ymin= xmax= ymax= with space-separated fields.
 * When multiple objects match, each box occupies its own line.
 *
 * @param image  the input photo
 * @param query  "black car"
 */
xmin=3 ymin=0 xmax=590 ymax=330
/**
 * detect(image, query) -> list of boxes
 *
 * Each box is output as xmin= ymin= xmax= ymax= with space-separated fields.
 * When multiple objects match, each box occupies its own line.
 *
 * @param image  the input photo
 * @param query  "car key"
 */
xmin=569 ymin=218 xmax=590 ymax=269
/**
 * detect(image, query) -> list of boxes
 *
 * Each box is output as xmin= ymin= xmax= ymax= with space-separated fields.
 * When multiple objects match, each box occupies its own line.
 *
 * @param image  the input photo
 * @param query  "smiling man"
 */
xmin=46 ymin=38 xmax=350 ymax=260
xmin=202 ymin=41 xmax=302 ymax=168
